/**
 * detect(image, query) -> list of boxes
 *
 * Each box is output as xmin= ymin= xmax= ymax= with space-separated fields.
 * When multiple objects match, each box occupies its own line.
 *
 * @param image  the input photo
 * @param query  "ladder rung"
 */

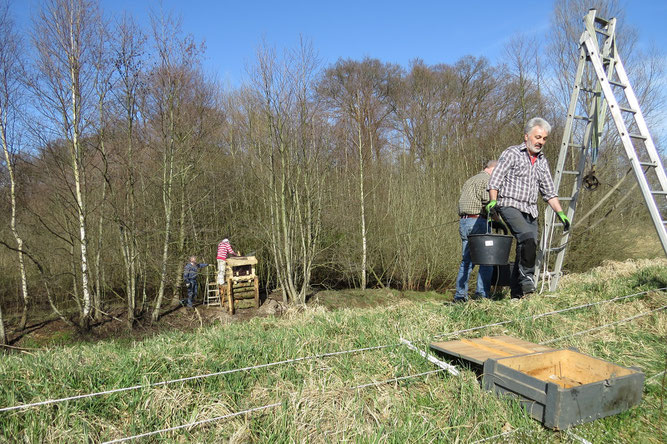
xmin=573 ymin=115 xmax=591 ymax=121
xmin=608 ymin=79 xmax=627 ymax=88
xmin=595 ymin=28 xmax=611 ymax=37
xmin=619 ymin=106 xmax=637 ymax=114
xmin=651 ymin=190 xmax=667 ymax=196
xmin=547 ymin=245 xmax=567 ymax=253
xmin=563 ymin=170 xmax=580 ymax=175
xmin=628 ymin=133 xmax=647 ymax=140
xmin=568 ymin=143 xmax=584 ymax=149
xmin=594 ymin=16 xmax=610 ymax=26
xmin=579 ymin=87 xmax=597 ymax=94
xmin=639 ymin=161 xmax=657 ymax=168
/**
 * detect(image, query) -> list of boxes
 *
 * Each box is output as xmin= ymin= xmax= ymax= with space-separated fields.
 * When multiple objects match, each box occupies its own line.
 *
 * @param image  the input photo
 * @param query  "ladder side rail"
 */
xmin=591 ymin=17 xmax=617 ymax=160
xmin=541 ymin=34 xmax=615 ymax=289
xmin=549 ymin=138 xmax=589 ymax=292
xmin=537 ymin=46 xmax=589 ymax=286
xmin=582 ymin=31 xmax=667 ymax=254
xmin=611 ymin=49 xmax=667 ymax=193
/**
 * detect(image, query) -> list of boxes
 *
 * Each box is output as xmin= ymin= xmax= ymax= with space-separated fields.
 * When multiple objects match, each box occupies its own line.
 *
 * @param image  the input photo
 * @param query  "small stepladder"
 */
xmin=204 ymin=266 xmax=221 ymax=306
xmin=537 ymin=9 xmax=667 ymax=291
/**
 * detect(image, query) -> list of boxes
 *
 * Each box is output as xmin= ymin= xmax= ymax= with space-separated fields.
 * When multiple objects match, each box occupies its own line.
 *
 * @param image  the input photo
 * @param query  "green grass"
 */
xmin=0 ymin=258 xmax=666 ymax=443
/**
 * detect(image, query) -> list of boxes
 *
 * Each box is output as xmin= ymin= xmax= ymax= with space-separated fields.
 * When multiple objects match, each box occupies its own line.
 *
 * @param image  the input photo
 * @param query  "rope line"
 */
xmin=645 ymin=369 xmax=666 ymax=384
xmin=540 ymin=305 xmax=667 ymax=345
xmin=101 ymin=402 xmax=282 ymax=444
xmin=351 ymin=369 xmax=445 ymax=390
xmin=470 ymin=428 xmax=521 ymax=443
xmin=97 ymin=349 xmax=667 ymax=442
xmin=432 ymin=287 xmax=664 ymax=339
xmin=2 ymin=288 xmax=664 ymax=413
xmin=104 ymin=367 xmax=451 ymax=443
xmin=0 ymin=344 xmax=391 ymax=413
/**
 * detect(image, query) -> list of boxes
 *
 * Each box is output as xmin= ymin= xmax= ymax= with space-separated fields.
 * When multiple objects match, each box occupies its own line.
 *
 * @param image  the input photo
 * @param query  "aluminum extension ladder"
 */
xmin=538 ymin=9 xmax=667 ymax=291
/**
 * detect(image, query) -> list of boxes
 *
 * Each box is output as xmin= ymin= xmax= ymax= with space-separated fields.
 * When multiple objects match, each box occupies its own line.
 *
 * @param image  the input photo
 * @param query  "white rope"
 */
xmin=0 ymin=344 xmax=391 ymax=413
xmin=469 ymin=428 xmax=521 ymax=443
xmin=351 ymin=369 xmax=446 ymax=390
xmin=540 ymin=305 xmax=667 ymax=345
xmin=568 ymin=430 xmax=593 ymax=444
xmin=432 ymin=288 xmax=664 ymax=339
xmin=101 ymin=402 xmax=282 ymax=443
xmin=646 ymin=369 xmax=666 ymax=384
xmin=105 ymin=367 xmax=450 ymax=442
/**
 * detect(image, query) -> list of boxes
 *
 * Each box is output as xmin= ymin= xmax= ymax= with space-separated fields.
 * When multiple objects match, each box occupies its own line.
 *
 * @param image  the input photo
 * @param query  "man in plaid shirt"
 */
xmin=487 ymin=118 xmax=570 ymax=298
xmin=454 ymin=159 xmax=498 ymax=302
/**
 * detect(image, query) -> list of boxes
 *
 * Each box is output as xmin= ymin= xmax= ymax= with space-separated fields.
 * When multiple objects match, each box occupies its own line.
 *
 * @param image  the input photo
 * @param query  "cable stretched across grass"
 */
xmin=2 ymin=288 xmax=664 ymax=413
xmin=102 ymin=301 xmax=667 ymax=442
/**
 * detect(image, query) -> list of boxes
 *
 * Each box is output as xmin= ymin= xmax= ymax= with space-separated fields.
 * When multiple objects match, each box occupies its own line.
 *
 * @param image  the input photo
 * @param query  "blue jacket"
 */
xmin=183 ymin=262 xmax=208 ymax=281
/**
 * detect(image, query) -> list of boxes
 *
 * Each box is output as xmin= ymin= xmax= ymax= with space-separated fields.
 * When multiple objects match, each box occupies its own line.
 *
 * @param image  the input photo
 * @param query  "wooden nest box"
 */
xmin=224 ymin=256 xmax=259 ymax=314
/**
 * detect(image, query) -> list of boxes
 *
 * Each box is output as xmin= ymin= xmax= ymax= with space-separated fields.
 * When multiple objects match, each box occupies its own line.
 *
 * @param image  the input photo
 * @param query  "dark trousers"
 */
xmin=497 ymin=206 xmax=538 ymax=296
xmin=185 ymin=280 xmax=198 ymax=306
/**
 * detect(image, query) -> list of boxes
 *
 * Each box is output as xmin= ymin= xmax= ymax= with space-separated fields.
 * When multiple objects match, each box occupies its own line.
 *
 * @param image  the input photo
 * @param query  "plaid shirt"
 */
xmin=488 ymin=143 xmax=557 ymax=218
xmin=458 ymin=170 xmax=491 ymax=216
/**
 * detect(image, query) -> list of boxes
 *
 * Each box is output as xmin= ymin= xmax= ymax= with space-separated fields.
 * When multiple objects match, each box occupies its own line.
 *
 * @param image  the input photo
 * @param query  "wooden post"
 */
xmin=254 ymin=276 xmax=259 ymax=308
xmin=227 ymin=278 xmax=234 ymax=314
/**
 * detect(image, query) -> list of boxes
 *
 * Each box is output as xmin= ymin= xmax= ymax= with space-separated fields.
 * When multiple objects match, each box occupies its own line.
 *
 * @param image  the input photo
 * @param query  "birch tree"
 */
xmin=32 ymin=0 xmax=102 ymax=330
xmin=0 ymin=1 xmax=30 ymax=332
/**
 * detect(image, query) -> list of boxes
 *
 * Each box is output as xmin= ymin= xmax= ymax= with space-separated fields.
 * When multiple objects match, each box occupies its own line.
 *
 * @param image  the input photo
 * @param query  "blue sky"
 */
xmin=12 ymin=0 xmax=666 ymax=87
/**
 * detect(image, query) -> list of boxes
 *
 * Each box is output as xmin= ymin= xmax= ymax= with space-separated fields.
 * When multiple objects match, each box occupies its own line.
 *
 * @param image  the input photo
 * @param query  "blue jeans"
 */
xmin=455 ymin=217 xmax=493 ymax=300
xmin=184 ymin=280 xmax=198 ymax=307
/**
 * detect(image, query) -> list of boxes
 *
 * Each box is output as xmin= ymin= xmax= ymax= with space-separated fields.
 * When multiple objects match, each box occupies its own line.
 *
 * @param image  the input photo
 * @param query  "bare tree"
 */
xmin=248 ymin=39 xmax=327 ymax=304
xmin=318 ymin=58 xmax=399 ymax=289
xmin=0 ymin=1 xmax=30 ymax=333
xmin=110 ymin=15 xmax=146 ymax=327
xmin=147 ymin=11 xmax=206 ymax=321
xmin=31 ymin=0 xmax=103 ymax=330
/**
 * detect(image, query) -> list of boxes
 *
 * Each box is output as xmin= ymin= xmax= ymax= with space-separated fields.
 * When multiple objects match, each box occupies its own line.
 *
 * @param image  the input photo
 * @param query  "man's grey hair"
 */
xmin=524 ymin=117 xmax=551 ymax=135
xmin=485 ymin=159 xmax=498 ymax=169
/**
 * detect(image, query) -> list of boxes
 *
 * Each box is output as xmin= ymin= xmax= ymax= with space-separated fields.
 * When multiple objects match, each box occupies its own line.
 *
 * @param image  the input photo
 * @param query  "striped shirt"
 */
xmin=488 ymin=143 xmax=557 ymax=218
xmin=458 ymin=170 xmax=491 ymax=216
xmin=216 ymin=240 xmax=236 ymax=260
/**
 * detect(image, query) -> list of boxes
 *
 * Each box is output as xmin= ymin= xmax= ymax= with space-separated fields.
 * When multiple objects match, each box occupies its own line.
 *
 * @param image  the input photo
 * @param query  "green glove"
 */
xmin=557 ymin=211 xmax=571 ymax=231
xmin=485 ymin=200 xmax=497 ymax=214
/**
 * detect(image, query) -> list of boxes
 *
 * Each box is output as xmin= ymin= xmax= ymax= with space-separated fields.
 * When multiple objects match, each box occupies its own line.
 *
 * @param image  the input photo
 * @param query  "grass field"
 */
xmin=0 ymin=258 xmax=666 ymax=443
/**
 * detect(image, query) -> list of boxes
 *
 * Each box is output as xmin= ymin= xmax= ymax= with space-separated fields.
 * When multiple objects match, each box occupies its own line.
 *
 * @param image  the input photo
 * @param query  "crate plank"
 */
xmin=430 ymin=335 xmax=553 ymax=366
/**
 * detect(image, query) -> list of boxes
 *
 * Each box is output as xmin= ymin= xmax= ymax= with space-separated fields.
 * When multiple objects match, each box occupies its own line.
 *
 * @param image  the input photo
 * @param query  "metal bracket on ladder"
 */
xmin=537 ymin=9 xmax=667 ymax=292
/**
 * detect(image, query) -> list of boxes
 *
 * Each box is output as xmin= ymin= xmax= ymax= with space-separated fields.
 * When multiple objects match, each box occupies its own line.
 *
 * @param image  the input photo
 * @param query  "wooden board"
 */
xmin=226 ymin=256 xmax=258 ymax=267
xmin=430 ymin=335 xmax=554 ymax=366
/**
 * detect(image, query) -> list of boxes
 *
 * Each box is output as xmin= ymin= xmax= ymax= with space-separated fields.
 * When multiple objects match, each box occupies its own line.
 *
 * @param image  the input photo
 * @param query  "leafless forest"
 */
xmin=0 ymin=0 xmax=664 ymax=340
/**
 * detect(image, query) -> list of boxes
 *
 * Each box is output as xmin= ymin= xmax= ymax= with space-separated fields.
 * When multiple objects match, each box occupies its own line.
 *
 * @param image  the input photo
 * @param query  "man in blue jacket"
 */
xmin=182 ymin=256 xmax=208 ymax=307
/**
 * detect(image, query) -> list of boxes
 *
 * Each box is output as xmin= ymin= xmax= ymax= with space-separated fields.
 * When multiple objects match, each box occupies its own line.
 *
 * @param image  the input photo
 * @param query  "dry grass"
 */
xmin=0 ymin=258 xmax=666 ymax=443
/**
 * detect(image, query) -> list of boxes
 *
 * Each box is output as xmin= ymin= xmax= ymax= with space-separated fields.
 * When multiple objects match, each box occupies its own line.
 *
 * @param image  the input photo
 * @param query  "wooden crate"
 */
xmin=483 ymin=349 xmax=644 ymax=429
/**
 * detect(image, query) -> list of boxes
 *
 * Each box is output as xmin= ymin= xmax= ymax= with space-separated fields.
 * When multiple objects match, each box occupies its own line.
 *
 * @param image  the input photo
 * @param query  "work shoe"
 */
xmin=452 ymin=298 xmax=467 ymax=303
